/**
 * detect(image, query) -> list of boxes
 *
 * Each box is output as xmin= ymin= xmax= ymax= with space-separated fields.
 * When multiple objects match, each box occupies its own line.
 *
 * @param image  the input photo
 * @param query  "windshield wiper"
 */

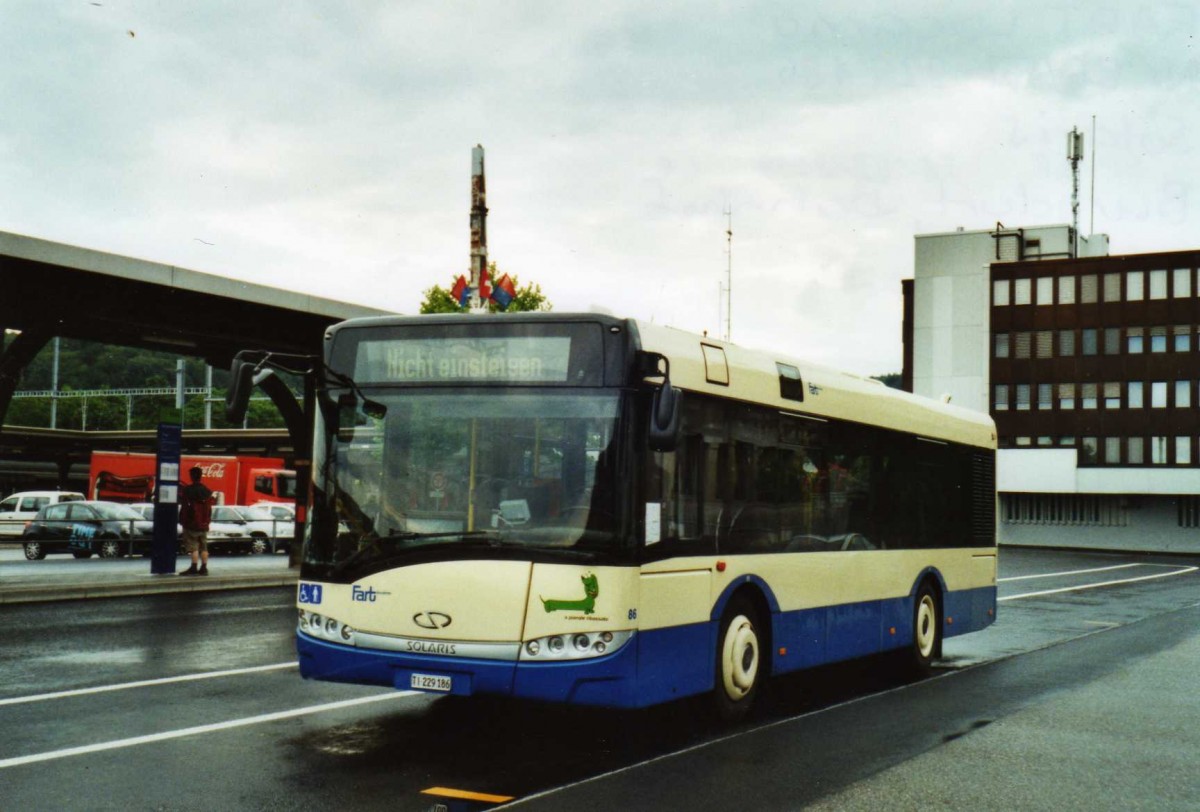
xmin=383 ymin=529 xmax=508 ymax=543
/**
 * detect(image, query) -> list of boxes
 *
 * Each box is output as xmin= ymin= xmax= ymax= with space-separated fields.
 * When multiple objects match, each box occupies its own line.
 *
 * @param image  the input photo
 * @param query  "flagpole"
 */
xmin=469 ymin=144 xmax=488 ymax=313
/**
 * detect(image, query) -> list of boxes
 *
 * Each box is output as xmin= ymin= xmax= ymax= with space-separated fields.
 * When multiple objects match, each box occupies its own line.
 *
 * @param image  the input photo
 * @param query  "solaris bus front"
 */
xmin=294 ymin=314 xmax=669 ymax=708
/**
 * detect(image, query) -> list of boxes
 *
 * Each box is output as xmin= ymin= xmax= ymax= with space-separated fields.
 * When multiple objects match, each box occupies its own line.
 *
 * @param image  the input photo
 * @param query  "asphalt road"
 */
xmin=3 ymin=547 xmax=1199 ymax=811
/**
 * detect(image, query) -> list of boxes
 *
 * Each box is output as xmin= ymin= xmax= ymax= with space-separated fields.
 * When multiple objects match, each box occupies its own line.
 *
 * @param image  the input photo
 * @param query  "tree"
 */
xmin=419 ymin=263 xmax=552 ymax=314
xmin=872 ymin=373 xmax=903 ymax=390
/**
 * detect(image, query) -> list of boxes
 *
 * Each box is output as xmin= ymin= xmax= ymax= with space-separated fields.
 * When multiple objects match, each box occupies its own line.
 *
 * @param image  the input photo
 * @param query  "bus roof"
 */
xmin=325 ymin=312 xmax=995 ymax=450
xmin=631 ymin=320 xmax=996 ymax=450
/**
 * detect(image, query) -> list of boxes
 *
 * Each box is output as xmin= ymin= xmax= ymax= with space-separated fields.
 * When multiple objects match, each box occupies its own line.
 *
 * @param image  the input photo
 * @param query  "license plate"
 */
xmin=410 ymin=673 xmax=452 ymax=693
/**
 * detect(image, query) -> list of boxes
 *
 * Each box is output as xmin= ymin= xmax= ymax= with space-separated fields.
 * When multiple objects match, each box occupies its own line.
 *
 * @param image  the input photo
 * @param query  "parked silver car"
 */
xmin=128 ymin=503 xmax=254 ymax=555
xmin=212 ymin=505 xmax=295 ymax=554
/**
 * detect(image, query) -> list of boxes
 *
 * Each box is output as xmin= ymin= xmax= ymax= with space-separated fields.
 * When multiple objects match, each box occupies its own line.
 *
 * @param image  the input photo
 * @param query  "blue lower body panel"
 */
xmin=296 ymin=583 xmax=997 ymax=709
xmin=297 ymin=632 xmax=641 ymax=708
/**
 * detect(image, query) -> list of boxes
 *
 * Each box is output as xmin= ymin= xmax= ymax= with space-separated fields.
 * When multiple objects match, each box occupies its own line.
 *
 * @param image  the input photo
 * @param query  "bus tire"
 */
xmin=907 ymin=581 xmax=941 ymax=676
xmin=712 ymin=595 xmax=764 ymax=723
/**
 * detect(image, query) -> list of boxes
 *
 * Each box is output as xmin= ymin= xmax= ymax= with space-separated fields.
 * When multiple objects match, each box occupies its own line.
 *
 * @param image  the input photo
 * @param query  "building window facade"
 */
xmin=994 ymin=385 xmax=1009 ymax=411
xmin=1152 ymin=382 xmax=1167 ymax=408
xmin=1081 ymin=329 xmax=1098 ymax=355
xmin=1176 ymin=380 xmax=1191 ymax=408
xmin=1174 ymin=325 xmax=1191 ymax=352
xmin=1104 ymin=437 xmax=1121 ymax=464
xmin=1058 ymin=276 xmax=1075 ymax=304
xmin=1127 ymin=270 xmax=1144 ymax=301
xmin=1104 ymin=328 xmax=1121 ymax=355
xmin=993 ymin=279 xmax=1010 ymax=306
xmin=1174 ymin=268 xmax=1191 ymax=298
xmin=1036 ymin=331 xmax=1053 ymax=359
xmin=986 ymin=252 xmax=1200 ymax=469
xmin=1177 ymin=437 xmax=1192 ymax=465
xmin=1150 ymin=269 xmax=1168 ymax=299
xmin=1151 ymin=436 xmax=1169 ymax=464
xmin=1014 ymin=278 xmax=1032 ymax=305
xmin=1104 ymin=273 xmax=1121 ymax=302
xmin=1128 ymin=437 xmax=1144 ymax=464
xmin=1059 ymin=330 xmax=1075 ymax=356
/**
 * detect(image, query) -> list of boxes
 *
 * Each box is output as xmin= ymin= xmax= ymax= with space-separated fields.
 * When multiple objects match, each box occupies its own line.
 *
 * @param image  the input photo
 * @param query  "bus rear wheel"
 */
xmin=906 ymin=582 xmax=941 ymax=676
xmin=712 ymin=595 xmax=763 ymax=723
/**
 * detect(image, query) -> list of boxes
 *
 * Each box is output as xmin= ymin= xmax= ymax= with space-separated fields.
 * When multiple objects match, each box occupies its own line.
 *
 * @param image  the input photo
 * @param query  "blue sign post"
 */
xmin=151 ymin=423 xmax=182 ymax=574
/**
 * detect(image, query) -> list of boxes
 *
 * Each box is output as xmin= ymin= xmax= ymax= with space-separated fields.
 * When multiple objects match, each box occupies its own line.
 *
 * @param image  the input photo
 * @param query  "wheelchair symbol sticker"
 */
xmin=298 ymin=583 xmax=323 ymax=604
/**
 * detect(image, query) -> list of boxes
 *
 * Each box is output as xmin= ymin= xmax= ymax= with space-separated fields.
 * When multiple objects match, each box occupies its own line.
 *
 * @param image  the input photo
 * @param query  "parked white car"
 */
xmin=251 ymin=502 xmax=296 ymax=521
xmin=212 ymin=505 xmax=295 ymax=554
xmin=0 ymin=491 xmax=85 ymax=537
xmin=127 ymin=503 xmax=255 ymax=555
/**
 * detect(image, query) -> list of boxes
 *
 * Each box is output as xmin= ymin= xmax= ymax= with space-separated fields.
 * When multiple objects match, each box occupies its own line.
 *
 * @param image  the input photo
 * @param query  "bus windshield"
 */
xmin=307 ymin=389 xmax=624 ymax=579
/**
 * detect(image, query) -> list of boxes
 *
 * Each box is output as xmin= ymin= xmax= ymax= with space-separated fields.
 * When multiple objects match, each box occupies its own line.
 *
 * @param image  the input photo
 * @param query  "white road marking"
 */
xmin=998 ymin=563 xmax=1142 ymax=582
xmin=1000 ymin=566 xmax=1198 ymax=601
xmin=0 ymin=691 xmax=417 ymax=769
xmin=0 ymin=662 xmax=298 ymax=707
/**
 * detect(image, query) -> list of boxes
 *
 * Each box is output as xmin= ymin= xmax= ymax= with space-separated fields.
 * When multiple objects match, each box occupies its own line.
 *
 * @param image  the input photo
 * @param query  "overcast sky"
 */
xmin=2 ymin=2 xmax=1196 ymax=376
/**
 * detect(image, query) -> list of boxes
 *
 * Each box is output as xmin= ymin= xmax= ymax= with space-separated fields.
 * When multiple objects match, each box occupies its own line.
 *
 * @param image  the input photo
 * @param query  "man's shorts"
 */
xmin=182 ymin=529 xmax=208 ymax=554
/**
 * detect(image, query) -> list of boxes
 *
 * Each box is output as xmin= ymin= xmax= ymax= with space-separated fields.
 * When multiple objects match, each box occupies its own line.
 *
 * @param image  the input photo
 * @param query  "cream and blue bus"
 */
xmin=287 ymin=312 xmax=996 ymax=719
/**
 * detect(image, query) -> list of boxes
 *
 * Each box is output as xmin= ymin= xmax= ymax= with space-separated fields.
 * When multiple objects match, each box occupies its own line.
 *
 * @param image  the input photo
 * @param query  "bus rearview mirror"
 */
xmin=649 ymin=382 xmax=680 ymax=452
xmin=225 ymin=358 xmax=255 ymax=423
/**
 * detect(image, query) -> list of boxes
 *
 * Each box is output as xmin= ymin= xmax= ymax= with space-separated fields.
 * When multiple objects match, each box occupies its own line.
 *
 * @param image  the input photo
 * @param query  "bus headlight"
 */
xmin=298 ymin=609 xmax=356 ymax=646
xmin=519 ymin=630 xmax=634 ymax=661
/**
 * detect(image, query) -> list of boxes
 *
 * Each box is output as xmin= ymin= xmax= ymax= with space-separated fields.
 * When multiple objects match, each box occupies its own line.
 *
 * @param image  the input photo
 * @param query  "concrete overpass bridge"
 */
xmin=0 ymin=230 xmax=395 ymax=493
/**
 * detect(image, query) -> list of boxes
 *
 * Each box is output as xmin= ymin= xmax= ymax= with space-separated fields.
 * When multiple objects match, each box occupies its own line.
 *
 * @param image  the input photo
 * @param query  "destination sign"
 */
xmin=355 ymin=336 xmax=572 ymax=383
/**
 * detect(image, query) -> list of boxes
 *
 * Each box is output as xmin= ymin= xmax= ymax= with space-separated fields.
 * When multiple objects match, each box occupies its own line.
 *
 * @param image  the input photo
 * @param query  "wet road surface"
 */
xmin=3 ymin=547 xmax=1199 ymax=810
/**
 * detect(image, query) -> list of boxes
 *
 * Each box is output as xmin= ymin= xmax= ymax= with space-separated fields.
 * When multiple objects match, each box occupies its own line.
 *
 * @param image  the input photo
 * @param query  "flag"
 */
xmin=450 ymin=275 xmax=469 ymax=306
xmin=491 ymin=273 xmax=517 ymax=310
xmin=478 ymin=266 xmax=492 ymax=302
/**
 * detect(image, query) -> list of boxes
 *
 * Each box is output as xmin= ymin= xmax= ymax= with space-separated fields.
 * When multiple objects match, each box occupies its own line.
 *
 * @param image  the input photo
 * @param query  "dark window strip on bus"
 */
xmin=642 ymin=392 xmax=995 ymax=558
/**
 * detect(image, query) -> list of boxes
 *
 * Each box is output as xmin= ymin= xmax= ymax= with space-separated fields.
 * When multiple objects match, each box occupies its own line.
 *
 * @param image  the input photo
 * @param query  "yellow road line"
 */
xmin=422 ymin=786 xmax=516 ymax=803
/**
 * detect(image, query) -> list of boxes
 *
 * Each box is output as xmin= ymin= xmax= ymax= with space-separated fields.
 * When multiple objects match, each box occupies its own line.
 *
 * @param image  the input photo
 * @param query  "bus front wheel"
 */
xmin=907 ymin=582 xmax=941 ymax=676
xmin=712 ymin=595 xmax=763 ymax=723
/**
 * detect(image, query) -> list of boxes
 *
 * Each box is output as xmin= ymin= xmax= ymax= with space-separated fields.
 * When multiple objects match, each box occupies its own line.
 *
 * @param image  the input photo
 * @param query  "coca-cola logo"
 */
xmin=197 ymin=462 xmax=226 ymax=478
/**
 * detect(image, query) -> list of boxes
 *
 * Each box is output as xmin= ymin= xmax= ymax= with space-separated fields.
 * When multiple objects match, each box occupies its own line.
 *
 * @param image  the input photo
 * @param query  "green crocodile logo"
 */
xmin=540 ymin=573 xmax=599 ymax=614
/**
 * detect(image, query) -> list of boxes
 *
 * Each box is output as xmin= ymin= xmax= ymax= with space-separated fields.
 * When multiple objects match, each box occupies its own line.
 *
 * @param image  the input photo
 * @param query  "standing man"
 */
xmin=179 ymin=465 xmax=215 ymax=576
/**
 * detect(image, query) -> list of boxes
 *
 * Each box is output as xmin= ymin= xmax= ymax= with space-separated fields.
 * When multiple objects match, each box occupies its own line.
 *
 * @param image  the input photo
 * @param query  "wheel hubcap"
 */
xmin=916 ymin=595 xmax=936 ymax=658
xmin=721 ymin=615 xmax=759 ymax=700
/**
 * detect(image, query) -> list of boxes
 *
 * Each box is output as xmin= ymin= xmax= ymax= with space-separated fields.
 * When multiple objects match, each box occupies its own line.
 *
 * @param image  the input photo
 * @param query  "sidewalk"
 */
xmin=0 ymin=546 xmax=298 ymax=604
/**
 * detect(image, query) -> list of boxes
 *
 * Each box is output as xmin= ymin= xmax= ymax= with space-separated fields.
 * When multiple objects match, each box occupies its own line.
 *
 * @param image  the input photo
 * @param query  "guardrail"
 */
xmin=19 ymin=517 xmax=297 ymax=558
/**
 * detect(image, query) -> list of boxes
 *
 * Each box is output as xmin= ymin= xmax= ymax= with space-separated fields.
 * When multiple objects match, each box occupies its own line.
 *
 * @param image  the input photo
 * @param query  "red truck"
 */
xmin=89 ymin=451 xmax=295 ymax=506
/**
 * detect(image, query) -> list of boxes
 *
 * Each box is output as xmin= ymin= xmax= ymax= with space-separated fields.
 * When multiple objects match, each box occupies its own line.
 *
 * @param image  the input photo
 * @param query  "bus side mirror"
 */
xmin=649 ymin=381 xmax=680 ymax=452
xmin=639 ymin=351 xmax=680 ymax=452
xmin=225 ymin=358 xmax=255 ymax=423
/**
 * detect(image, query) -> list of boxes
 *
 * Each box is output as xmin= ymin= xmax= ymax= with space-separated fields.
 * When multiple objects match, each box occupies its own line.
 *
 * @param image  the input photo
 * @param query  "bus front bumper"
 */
xmin=296 ymin=632 xmax=640 ymax=708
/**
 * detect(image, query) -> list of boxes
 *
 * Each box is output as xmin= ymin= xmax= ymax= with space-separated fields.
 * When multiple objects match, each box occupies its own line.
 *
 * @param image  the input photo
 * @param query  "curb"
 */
xmin=0 ymin=573 xmax=299 ymax=605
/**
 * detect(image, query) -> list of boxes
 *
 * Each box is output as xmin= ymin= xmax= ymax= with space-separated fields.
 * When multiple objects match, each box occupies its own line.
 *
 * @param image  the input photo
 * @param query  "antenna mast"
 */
xmin=1089 ymin=115 xmax=1097 ymax=237
xmin=723 ymin=205 xmax=732 ymax=341
xmin=1066 ymin=126 xmax=1084 ymax=257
